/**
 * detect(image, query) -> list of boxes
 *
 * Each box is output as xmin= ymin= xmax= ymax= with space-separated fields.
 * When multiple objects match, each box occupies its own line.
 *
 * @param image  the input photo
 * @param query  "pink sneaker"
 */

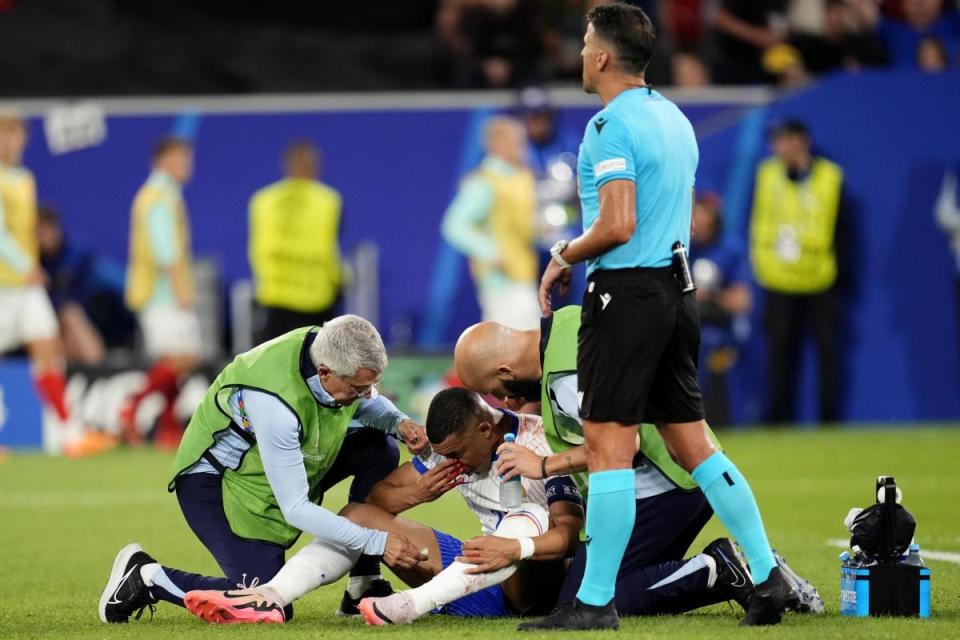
xmin=184 ymin=589 xmax=285 ymax=624
xmin=359 ymin=592 xmax=418 ymax=625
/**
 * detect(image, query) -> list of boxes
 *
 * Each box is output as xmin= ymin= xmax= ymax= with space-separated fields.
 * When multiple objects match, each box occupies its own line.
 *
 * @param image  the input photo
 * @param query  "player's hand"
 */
xmin=539 ymin=259 xmax=572 ymax=317
xmin=415 ymin=458 xmax=466 ymax=504
xmin=496 ymin=441 xmax=546 ymax=481
xmin=398 ymin=420 xmax=429 ymax=455
xmin=382 ymin=533 xmax=428 ymax=570
xmin=458 ymin=535 xmax=521 ymax=574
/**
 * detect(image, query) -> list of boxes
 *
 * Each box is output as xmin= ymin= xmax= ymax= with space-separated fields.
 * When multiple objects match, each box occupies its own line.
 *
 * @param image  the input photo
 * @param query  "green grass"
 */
xmin=1 ymin=427 xmax=959 ymax=639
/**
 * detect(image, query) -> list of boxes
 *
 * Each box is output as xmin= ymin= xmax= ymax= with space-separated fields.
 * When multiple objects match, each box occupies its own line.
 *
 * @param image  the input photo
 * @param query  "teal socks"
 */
xmin=575 ymin=469 xmax=636 ymax=606
xmin=692 ymin=451 xmax=776 ymax=583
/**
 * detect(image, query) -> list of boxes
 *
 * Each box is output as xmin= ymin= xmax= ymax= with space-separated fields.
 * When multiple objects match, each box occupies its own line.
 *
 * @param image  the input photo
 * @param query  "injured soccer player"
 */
xmin=183 ymin=387 xmax=584 ymax=624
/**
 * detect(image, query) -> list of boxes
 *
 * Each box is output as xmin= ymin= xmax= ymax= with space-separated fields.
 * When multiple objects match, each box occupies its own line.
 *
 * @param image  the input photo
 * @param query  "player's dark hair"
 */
xmin=426 ymin=387 xmax=483 ymax=444
xmin=152 ymin=135 xmax=192 ymax=162
xmin=587 ymin=2 xmax=656 ymax=75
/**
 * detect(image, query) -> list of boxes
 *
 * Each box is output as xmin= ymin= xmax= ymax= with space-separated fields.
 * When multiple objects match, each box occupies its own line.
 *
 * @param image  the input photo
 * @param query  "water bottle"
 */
xmin=499 ymin=433 xmax=523 ymax=508
xmin=903 ymin=543 xmax=925 ymax=567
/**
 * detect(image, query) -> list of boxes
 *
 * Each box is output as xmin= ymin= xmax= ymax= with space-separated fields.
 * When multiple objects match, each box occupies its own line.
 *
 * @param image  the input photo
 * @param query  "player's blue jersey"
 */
xmin=577 ymin=87 xmax=699 ymax=273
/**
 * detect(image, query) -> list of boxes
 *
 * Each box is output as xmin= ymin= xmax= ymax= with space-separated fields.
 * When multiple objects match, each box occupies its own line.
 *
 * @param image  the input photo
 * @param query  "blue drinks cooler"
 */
xmin=840 ymin=561 xmax=931 ymax=617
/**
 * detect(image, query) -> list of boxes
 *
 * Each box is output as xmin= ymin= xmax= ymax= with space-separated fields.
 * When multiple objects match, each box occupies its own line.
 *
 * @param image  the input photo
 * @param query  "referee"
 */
xmin=523 ymin=3 xmax=795 ymax=630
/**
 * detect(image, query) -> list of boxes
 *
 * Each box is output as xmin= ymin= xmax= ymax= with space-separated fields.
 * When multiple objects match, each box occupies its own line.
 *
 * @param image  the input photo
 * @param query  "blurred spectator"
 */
xmin=36 ymin=205 xmax=105 ymax=365
xmin=0 ymin=114 xmax=114 ymax=456
xmin=541 ymin=0 xmax=607 ymax=79
xmin=876 ymin=0 xmax=960 ymax=68
xmin=248 ymin=140 xmax=344 ymax=344
xmin=671 ymin=51 xmax=712 ymax=86
xmin=437 ymin=0 xmax=547 ymax=88
xmin=707 ymin=0 xmax=788 ymax=84
xmin=762 ymin=43 xmax=811 ymax=87
xmin=917 ymin=35 xmax=951 ymax=69
xmin=690 ymin=193 xmax=752 ymax=426
xmin=790 ymin=0 xmax=889 ymax=74
xmin=121 ymin=136 xmax=200 ymax=449
xmin=515 ymin=87 xmax=582 ymax=303
xmin=442 ymin=116 xmax=539 ymax=329
xmin=749 ymin=120 xmax=845 ymax=423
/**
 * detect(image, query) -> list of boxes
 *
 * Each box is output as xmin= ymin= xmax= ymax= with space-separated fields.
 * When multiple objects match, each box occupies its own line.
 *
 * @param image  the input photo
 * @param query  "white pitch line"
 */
xmin=827 ymin=539 xmax=960 ymax=565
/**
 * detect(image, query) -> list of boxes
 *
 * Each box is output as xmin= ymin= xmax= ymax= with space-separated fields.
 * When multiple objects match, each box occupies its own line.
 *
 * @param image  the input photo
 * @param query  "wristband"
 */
xmin=540 ymin=456 xmax=549 ymax=479
xmin=518 ymin=537 xmax=535 ymax=560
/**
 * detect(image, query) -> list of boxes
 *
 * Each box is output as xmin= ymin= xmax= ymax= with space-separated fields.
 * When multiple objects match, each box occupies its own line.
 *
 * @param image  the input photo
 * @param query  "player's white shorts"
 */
xmin=139 ymin=304 xmax=202 ymax=359
xmin=479 ymin=282 xmax=541 ymax=330
xmin=0 ymin=285 xmax=59 ymax=353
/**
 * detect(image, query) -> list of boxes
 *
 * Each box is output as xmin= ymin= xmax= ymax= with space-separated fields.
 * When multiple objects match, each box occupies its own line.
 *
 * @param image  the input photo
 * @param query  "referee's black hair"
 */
xmin=426 ymin=387 xmax=483 ymax=444
xmin=587 ymin=2 xmax=656 ymax=76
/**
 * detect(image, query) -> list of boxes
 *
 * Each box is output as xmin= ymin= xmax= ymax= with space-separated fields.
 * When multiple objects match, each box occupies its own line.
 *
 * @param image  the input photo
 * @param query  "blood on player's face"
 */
xmin=433 ymin=418 xmax=496 ymax=475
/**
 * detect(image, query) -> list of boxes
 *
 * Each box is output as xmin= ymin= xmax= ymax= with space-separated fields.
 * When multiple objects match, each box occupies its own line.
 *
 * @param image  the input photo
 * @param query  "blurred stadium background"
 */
xmin=0 ymin=0 xmax=958 ymax=635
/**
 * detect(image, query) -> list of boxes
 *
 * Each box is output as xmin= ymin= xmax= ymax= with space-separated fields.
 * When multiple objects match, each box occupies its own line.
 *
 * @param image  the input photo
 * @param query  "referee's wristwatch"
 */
xmin=550 ymin=239 xmax=572 ymax=269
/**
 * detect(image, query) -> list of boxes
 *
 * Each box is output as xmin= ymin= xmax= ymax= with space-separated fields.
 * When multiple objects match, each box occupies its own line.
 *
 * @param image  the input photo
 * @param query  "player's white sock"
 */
xmin=406 ymin=503 xmax=549 ymax=618
xmin=266 ymin=540 xmax=360 ymax=606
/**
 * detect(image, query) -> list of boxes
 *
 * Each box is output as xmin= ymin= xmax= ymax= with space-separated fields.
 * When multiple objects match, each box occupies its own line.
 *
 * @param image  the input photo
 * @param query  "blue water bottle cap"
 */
xmin=839 ymin=551 xmax=851 ymax=562
xmin=909 ymin=543 xmax=920 ymax=552
xmin=504 ymin=433 xmax=516 ymax=443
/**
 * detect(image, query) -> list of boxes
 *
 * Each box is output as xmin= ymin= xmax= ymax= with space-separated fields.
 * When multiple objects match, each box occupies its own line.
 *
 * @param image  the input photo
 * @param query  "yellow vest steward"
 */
xmin=750 ymin=157 xmax=843 ymax=294
xmin=0 ymin=167 xmax=38 ymax=286
xmin=248 ymin=179 xmax=342 ymax=313
xmin=470 ymin=165 xmax=537 ymax=285
xmin=125 ymin=178 xmax=195 ymax=311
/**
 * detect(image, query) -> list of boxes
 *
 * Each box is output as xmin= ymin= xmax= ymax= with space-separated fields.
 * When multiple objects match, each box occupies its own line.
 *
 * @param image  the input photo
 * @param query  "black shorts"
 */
xmin=577 ymin=266 xmax=704 ymax=425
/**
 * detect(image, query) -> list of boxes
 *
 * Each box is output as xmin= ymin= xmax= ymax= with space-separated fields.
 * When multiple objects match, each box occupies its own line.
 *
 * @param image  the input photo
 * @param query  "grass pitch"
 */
xmin=1 ymin=427 xmax=958 ymax=640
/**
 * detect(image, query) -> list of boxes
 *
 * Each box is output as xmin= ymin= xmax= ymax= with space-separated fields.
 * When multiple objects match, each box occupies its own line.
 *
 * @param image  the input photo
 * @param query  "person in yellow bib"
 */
xmin=0 ymin=113 xmax=114 ymax=457
xmin=121 ymin=137 xmax=201 ymax=448
xmin=749 ymin=120 xmax=845 ymax=423
xmin=249 ymin=141 xmax=344 ymax=344
xmin=442 ymin=116 xmax=540 ymax=330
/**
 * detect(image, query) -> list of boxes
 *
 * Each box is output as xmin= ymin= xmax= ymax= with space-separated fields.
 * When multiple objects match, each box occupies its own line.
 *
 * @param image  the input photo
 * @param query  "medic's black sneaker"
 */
xmin=98 ymin=543 xmax=158 ymax=623
xmin=704 ymin=538 xmax=754 ymax=612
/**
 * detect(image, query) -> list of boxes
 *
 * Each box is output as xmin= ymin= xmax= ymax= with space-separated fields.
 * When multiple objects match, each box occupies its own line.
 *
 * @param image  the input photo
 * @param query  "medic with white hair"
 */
xmin=98 ymin=316 xmax=428 ymax=624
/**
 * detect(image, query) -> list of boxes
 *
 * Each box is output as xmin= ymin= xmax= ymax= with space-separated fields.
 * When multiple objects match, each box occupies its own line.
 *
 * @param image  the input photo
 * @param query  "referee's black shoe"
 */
xmin=703 ymin=538 xmax=754 ymax=612
xmin=517 ymin=598 xmax=618 ymax=631
xmin=739 ymin=566 xmax=799 ymax=626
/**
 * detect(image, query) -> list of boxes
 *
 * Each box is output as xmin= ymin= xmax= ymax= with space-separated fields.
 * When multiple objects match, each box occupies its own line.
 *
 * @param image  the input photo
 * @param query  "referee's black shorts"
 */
xmin=577 ymin=266 xmax=704 ymax=425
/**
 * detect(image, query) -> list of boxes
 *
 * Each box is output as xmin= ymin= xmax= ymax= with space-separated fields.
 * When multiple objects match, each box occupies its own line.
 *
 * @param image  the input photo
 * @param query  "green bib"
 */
xmin=170 ymin=327 xmax=358 ymax=547
xmin=541 ymin=306 xmax=720 ymax=498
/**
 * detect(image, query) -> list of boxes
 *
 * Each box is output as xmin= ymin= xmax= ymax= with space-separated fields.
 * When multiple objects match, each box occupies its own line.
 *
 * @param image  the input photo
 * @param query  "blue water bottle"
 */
xmin=499 ymin=433 xmax=523 ymax=508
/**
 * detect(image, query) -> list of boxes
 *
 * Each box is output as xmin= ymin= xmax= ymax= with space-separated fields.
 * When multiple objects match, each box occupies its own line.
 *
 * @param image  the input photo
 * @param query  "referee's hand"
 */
xmin=539 ymin=259 xmax=572 ymax=316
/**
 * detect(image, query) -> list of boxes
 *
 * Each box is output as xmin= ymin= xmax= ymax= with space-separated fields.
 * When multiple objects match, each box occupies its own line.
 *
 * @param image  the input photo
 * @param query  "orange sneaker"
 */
xmin=184 ymin=589 xmax=286 ymax=624
xmin=63 ymin=431 xmax=119 ymax=458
